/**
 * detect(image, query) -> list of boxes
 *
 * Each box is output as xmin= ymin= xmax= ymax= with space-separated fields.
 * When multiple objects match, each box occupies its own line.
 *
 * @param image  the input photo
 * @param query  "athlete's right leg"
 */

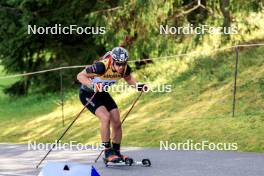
xmin=95 ymin=106 xmax=111 ymax=143
xmin=95 ymin=106 xmax=121 ymax=162
xmin=79 ymin=90 xmax=120 ymax=162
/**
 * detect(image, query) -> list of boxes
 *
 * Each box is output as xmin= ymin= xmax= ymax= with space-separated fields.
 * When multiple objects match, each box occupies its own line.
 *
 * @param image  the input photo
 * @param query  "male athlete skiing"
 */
xmin=77 ymin=46 xmax=147 ymax=163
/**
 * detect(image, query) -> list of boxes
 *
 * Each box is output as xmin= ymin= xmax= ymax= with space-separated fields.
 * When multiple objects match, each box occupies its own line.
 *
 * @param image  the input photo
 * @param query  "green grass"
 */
xmin=0 ymin=45 xmax=263 ymax=152
xmin=0 ymin=66 xmax=61 ymax=120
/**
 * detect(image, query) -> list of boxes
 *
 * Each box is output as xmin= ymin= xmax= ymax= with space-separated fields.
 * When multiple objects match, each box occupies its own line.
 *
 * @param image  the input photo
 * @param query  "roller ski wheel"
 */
xmin=124 ymin=158 xmax=134 ymax=166
xmin=142 ymin=158 xmax=151 ymax=167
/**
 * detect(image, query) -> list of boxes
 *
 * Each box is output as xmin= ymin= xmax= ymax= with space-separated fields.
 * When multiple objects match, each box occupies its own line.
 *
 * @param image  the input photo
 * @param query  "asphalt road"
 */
xmin=0 ymin=144 xmax=263 ymax=176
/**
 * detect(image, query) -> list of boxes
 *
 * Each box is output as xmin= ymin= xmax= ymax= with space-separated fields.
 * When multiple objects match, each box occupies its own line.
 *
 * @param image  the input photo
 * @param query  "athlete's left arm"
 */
xmin=123 ymin=65 xmax=148 ymax=91
xmin=124 ymin=75 xmax=137 ymax=86
xmin=123 ymin=64 xmax=136 ymax=86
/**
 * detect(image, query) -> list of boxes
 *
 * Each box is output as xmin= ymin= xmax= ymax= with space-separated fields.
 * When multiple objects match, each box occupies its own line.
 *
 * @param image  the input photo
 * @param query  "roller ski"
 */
xmin=103 ymin=149 xmax=151 ymax=167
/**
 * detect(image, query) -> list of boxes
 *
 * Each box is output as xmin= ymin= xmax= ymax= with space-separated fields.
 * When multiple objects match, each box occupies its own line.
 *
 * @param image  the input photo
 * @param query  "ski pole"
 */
xmin=36 ymin=92 xmax=97 ymax=168
xmin=94 ymin=91 xmax=143 ymax=163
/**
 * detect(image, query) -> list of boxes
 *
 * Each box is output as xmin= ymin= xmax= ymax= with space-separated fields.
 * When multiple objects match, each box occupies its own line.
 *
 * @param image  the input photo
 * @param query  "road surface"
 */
xmin=0 ymin=144 xmax=263 ymax=176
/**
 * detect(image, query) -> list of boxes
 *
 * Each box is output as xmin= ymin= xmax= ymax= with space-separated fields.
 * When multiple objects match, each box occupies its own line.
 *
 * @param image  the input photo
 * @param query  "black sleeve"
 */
xmin=124 ymin=65 xmax=132 ymax=77
xmin=84 ymin=62 xmax=106 ymax=75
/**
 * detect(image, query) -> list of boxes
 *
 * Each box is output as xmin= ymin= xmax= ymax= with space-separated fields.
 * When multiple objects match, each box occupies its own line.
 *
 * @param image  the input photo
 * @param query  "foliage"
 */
xmin=0 ymin=0 xmax=263 ymax=95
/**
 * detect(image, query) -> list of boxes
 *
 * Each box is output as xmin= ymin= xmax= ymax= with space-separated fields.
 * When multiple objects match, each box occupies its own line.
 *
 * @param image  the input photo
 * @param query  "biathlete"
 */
xmin=77 ymin=46 xmax=147 ymax=163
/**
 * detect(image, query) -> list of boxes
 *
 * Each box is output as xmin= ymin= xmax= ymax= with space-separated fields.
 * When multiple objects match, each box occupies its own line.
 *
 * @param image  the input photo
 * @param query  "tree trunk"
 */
xmin=220 ymin=0 xmax=231 ymax=41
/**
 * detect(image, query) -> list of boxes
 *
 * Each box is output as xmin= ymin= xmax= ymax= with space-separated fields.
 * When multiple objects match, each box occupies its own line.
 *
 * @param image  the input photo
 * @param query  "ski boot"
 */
xmin=114 ymin=149 xmax=134 ymax=166
xmin=103 ymin=148 xmax=122 ymax=164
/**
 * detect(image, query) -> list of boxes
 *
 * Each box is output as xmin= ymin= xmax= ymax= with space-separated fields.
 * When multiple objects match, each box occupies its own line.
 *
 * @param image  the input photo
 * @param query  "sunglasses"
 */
xmin=114 ymin=62 xmax=127 ymax=66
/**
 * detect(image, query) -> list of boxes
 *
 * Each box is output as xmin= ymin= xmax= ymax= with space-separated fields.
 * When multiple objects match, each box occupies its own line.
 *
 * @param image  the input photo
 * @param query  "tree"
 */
xmin=0 ymin=0 xmax=263 ymax=95
xmin=220 ymin=0 xmax=231 ymax=41
xmin=0 ymin=0 xmax=107 ymax=95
